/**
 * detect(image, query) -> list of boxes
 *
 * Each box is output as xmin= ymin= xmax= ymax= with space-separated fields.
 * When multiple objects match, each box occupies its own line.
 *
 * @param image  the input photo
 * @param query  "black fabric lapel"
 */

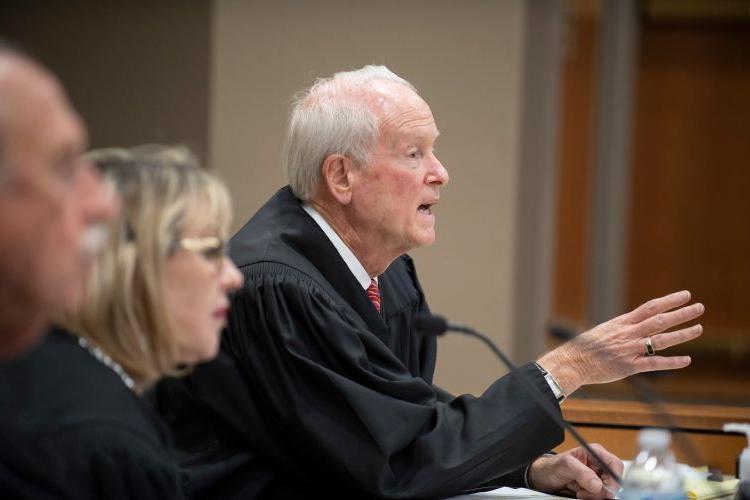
xmin=233 ymin=187 xmax=389 ymax=338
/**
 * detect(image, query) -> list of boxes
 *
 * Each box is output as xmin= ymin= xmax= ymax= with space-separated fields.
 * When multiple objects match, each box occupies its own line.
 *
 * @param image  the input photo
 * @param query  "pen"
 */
xmin=603 ymin=484 xmax=621 ymax=498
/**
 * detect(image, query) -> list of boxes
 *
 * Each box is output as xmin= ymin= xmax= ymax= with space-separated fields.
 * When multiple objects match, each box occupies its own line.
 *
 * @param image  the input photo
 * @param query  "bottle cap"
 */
xmin=638 ymin=428 xmax=671 ymax=450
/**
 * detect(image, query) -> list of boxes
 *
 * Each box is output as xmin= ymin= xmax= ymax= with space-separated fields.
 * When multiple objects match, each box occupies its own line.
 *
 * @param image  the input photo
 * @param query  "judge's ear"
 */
xmin=320 ymin=154 xmax=355 ymax=205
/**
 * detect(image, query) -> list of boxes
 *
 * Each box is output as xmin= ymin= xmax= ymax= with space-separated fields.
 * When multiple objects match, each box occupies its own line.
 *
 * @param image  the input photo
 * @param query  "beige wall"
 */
xmin=211 ymin=0 xmax=529 ymax=395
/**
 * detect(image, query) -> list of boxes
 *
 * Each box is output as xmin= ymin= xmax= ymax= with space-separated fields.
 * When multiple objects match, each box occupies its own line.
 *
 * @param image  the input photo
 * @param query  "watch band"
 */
xmin=535 ymin=362 xmax=566 ymax=403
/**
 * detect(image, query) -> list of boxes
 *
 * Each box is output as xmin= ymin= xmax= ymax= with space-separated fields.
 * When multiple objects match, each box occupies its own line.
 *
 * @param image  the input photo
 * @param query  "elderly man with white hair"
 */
xmin=156 ymin=65 xmax=704 ymax=499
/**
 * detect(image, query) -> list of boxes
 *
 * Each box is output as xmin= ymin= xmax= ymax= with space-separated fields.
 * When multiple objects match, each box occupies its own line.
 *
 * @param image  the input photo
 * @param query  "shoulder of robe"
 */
xmin=233 ymin=260 xmax=348 ymax=310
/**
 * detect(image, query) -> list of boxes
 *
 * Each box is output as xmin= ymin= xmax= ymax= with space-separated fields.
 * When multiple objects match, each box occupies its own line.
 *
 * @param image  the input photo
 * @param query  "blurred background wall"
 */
xmin=0 ymin=1 xmax=212 ymax=159
xmin=552 ymin=0 xmax=750 ymax=404
xmin=2 ymin=0 xmax=748 ymax=404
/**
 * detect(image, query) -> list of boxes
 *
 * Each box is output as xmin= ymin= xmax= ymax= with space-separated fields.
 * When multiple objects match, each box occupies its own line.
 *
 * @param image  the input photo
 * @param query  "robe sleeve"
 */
xmin=193 ymin=263 xmax=564 ymax=498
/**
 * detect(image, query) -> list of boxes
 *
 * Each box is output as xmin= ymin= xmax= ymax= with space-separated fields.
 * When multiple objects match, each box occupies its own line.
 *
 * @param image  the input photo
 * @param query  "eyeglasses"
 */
xmin=171 ymin=236 xmax=228 ymax=268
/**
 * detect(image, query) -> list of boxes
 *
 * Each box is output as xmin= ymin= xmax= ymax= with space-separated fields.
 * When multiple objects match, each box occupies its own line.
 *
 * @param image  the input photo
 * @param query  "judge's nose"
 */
xmin=221 ymin=258 xmax=243 ymax=293
xmin=426 ymin=153 xmax=449 ymax=186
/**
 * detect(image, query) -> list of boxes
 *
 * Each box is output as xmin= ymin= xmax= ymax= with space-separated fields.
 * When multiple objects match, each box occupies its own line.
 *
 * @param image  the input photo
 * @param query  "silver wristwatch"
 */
xmin=535 ymin=362 xmax=566 ymax=403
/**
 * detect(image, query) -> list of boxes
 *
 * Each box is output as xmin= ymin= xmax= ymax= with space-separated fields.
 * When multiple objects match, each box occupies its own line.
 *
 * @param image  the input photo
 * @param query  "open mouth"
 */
xmin=417 ymin=201 xmax=437 ymax=215
xmin=418 ymin=204 xmax=433 ymax=215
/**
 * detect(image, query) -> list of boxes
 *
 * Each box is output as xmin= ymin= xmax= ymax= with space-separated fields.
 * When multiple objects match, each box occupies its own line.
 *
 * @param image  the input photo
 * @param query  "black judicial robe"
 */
xmin=0 ymin=328 xmax=184 ymax=499
xmin=155 ymin=186 xmax=564 ymax=499
xmin=0 ymin=408 xmax=76 ymax=499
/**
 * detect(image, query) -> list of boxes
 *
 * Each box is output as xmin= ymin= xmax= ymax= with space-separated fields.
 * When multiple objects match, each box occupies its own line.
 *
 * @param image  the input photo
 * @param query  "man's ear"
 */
xmin=320 ymin=154 xmax=354 ymax=205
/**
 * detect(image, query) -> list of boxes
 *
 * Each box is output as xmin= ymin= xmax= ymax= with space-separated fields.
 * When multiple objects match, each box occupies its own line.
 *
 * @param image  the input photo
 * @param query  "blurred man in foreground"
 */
xmin=0 ymin=41 xmax=117 ymax=497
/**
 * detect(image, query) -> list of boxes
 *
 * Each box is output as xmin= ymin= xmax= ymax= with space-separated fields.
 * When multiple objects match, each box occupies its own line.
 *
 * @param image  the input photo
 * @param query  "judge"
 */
xmin=1 ymin=146 xmax=243 ymax=499
xmin=156 ymin=65 xmax=704 ymax=499
xmin=0 ymin=41 xmax=117 ymax=498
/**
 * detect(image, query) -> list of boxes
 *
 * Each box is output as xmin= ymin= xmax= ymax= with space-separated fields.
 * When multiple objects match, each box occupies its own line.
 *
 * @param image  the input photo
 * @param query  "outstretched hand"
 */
xmin=538 ymin=290 xmax=704 ymax=395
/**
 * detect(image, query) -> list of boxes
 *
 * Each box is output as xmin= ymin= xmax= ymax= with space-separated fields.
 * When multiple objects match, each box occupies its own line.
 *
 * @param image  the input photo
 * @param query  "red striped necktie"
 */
xmin=366 ymin=278 xmax=381 ymax=313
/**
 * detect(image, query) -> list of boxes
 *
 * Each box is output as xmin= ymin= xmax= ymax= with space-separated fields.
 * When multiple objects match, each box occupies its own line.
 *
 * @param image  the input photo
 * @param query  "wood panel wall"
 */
xmin=552 ymin=1 xmax=750 ymax=405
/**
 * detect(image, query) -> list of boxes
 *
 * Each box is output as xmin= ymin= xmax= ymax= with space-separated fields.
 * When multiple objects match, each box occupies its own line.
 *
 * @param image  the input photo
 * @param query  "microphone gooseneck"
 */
xmin=418 ymin=313 xmax=622 ymax=486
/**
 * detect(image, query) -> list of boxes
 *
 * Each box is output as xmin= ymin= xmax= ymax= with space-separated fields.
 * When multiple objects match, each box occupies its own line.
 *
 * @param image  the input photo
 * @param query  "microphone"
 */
xmin=414 ymin=314 xmax=449 ymax=337
xmin=416 ymin=313 xmax=623 ymax=487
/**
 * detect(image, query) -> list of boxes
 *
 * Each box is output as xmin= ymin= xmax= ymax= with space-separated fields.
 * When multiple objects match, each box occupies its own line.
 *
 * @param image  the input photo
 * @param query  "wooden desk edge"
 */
xmin=561 ymin=398 xmax=750 ymax=431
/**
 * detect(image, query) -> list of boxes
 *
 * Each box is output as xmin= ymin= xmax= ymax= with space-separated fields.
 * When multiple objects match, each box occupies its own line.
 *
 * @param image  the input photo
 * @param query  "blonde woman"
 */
xmin=0 ymin=145 xmax=242 ymax=499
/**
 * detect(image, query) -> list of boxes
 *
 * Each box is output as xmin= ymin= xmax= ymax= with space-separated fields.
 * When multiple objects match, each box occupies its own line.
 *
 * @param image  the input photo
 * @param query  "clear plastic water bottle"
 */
xmin=620 ymin=428 xmax=685 ymax=500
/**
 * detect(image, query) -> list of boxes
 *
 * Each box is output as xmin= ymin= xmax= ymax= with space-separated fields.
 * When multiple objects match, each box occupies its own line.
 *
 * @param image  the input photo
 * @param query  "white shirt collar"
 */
xmin=302 ymin=203 xmax=372 ymax=290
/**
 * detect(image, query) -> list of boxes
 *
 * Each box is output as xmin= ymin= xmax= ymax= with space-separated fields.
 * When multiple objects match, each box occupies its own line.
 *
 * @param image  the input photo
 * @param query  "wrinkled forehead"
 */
xmin=361 ymin=79 xmax=424 ymax=118
xmin=361 ymin=82 xmax=437 ymax=143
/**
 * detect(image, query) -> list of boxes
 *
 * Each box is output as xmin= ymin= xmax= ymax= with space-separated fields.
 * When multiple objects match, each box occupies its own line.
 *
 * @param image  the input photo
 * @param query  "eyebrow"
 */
xmin=53 ymin=130 xmax=85 ymax=164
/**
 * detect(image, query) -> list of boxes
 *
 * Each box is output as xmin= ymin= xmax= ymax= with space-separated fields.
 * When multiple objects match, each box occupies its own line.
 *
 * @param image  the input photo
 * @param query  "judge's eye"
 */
xmin=408 ymin=150 xmax=422 ymax=159
xmin=201 ymin=245 xmax=225 ymax=261
xmin=54 ymin=157 xmax=79 ymax=185
xmin=172 ymin=236 xmax=227 ymax=263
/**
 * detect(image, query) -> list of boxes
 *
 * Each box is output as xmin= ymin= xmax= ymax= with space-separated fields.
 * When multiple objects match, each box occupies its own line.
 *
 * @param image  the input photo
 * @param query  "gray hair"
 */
xmin=283 ymin=65 xmax=417 ymax=201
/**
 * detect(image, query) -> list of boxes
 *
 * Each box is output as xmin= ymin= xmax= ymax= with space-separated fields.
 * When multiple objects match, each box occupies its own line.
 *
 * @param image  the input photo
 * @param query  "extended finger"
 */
xmin=587 ymin=443 xmax=625 ymax=479
xmin=622 ymin=290 xmax=691 ymax=324
xmin=634 ymin=354 xmax=691 ymax=374
xmin=650 ymin=324 xmax=703 ymax=351
xmin=633 ymin=302 xmax=704 ymax=337
xmin=559 ymin=455 xmax=604 ymax=494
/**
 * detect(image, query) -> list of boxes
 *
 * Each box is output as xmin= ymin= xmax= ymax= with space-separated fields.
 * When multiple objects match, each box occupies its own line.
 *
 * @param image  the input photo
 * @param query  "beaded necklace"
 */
xmin=77 ymin=337 xmax=136 ymax=390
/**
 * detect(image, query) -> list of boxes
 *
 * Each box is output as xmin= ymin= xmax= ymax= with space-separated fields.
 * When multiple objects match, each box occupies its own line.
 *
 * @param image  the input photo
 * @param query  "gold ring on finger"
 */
xmin=645 ymin=336 xmax=656 ymax=356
